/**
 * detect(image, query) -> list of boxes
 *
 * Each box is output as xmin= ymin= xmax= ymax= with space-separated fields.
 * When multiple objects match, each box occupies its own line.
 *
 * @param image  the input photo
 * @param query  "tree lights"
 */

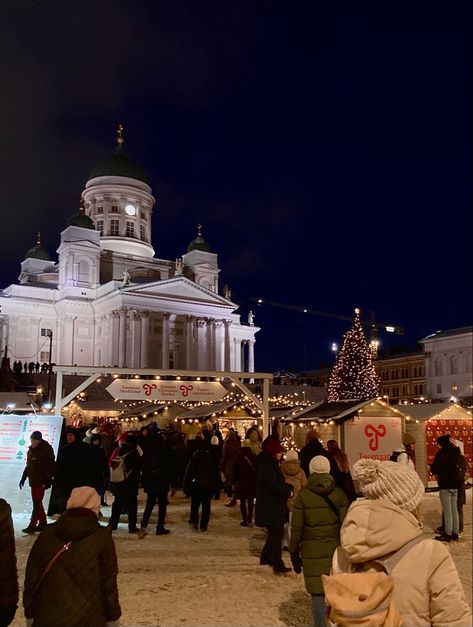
xmin=327 ymin=308 xmax=380 ymax=402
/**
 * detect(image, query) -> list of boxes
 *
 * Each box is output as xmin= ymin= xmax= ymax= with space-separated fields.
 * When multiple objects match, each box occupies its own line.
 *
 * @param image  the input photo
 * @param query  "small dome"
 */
xmin=88 ymin=125 xmax=148 ymax=184
xmin=67 ymin=202 xmax=95 ymax=230
xmin=25 ymin=233 xmax=50 ymax=261
xmin=187 ymin=224 xmax=213 ymax=253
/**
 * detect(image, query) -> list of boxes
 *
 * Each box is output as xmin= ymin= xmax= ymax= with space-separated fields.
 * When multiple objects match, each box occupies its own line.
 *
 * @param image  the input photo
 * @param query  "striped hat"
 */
xmin=352 ymin=459 xmax=424 ymax=512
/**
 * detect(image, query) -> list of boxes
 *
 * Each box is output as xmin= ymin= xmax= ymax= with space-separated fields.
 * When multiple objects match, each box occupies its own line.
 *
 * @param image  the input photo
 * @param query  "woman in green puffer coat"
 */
xmin=288 ymin=455 xmax=349 ymax=627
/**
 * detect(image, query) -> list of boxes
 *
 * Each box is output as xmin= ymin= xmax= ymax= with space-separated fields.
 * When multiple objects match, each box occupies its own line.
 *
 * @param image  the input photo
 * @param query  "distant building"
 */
xmin=0 ymin=129 xmax=258 ymax=371
xmin=420 ymin=327 xmax=473 ymax=404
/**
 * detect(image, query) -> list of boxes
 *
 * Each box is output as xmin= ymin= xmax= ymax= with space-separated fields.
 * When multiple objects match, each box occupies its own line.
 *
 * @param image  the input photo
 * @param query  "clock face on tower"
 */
xmin=125 ymin=204 xmax=136 ymax=216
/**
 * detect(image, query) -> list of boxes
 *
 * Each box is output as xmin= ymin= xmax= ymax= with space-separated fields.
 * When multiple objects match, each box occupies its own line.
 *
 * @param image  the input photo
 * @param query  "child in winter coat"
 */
xmin=280 ymin=449 xmax=307 ymax=549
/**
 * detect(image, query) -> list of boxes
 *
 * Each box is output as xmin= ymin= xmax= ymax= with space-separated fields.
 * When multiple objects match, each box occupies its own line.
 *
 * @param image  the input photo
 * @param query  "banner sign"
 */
xmin=344 ymin=415 xmax=402 ymax=470
xmin=106 ymin=379 xmax=228 ymax=402
xmin=0 ymin=414 xmax=63 ymax=516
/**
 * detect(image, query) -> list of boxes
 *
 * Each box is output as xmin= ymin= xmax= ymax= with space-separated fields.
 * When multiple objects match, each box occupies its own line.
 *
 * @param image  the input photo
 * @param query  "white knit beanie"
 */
xmin=284 ymin=449 xmax=299 ymax=462
xmin=309 ymin=455 xmax=331 ymax=474
xmin=211 ymin=436 xmax=219 ymax=446
xmin=66 ymin=487 xmax=100 ymax=516
xmin=352 ymin=459 xmax=424 ymax=512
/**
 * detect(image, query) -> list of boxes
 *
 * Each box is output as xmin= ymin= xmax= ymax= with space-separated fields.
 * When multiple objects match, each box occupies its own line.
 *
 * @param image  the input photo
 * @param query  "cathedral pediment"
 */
xmin=121 ymin=277 xmax=232 ymax=306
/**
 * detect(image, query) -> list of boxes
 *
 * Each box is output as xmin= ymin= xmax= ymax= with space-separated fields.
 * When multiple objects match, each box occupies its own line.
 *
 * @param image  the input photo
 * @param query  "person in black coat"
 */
xmin=48 ymin=428 xmax=93 ymax=516
xmin=108 ymin=436 xmax=142 ymax=533
xmin=183 ymin=438 xmax=220 ymax=531
xmin=234 ymin=442 xmax=257 ymax=526
xmin=139 ymin=431 xmax=177 ymax=536
xmin=255 ymin=437 xmax=293 ymax=574
xmin=0 ymin=499 xmax=18 ymax=627
xmin=89 ymin=434 xmax=109 ymax=507
xmin=430 ymin=434 xmax=463 ymax=541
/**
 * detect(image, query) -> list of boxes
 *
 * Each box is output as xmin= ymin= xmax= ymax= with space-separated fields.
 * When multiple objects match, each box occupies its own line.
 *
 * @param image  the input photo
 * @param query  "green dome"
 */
xmin=187 ymin=224 xmax=213 ymax=253
xmin=25 ymin=234 xmax=50 ymax=261
xmin=88 ymin=151 xmax=149 ymax=184
xmin=67 ymin=202 xmax=95 ymax=230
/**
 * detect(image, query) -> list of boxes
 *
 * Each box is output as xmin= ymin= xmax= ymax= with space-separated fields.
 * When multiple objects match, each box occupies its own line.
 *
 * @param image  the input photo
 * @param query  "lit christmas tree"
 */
xmin=327 ymin=308 xmax=380 ymax=401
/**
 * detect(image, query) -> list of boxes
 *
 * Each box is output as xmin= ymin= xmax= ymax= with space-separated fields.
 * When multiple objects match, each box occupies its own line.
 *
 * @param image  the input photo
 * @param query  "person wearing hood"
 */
xmin=255 ymin=437 xmax=293 ymax=574
xmin=280 ymin=449 xmax=307 ymax=549
xmin=23 ymin=486 xmax=121 ymax=627
xmin=331 ymin=458 xmax=471 ymax=627
xmin=108 ymin=435 xmax=141 ymax=533
xmin=288 ymin=455 xmax=349 ymax=626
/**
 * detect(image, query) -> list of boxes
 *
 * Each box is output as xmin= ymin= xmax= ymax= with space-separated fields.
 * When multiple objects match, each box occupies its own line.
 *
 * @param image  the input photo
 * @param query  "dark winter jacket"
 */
xmin=141 ymin=434 xmax=177 ymax=494
xmin=184 ymin=447 xmax=220 ymax=494
xmin=234 ymin=447 xmax=257 ymax=499
xmin=0 ymin=499 xmax=18 ymax=627
xmin=54 ymin=441 xmax=95 ymax=492
xmin=22 ymin=440 xmax=55 ymax=488
xmin=89 ymin=444 xmax=109 ymax=493
xmin=288 ymin=472 xmax=349 ymax=594
xmin=109 ymin=443 xmax=142 ymax=489
xmin=23 ymin=508 xmax=121 ymax=627
xmin=255 ymin=451 xmax=292 ymax=528
xmin=430 ymin=443 xmax=463 ymax=489
xmin=220 ymin=433 xmax=241 ymax=485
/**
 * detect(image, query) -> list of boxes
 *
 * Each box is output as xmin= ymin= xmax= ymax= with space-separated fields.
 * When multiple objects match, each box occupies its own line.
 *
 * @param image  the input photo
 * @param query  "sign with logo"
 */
xmin=106 ymin=379 xmax=228 ymax=402
xmin=0 ymin=414 xmax=63 ymax=516
xmin=344 ymin=415 xmax=402 ymax=470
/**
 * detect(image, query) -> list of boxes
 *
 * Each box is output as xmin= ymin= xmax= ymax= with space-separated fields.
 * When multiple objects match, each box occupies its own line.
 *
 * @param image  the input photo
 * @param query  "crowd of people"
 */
xmin=0 ymin=422 xmax=470 ymax=627
xmin=11 ymin=361 xmax=52 ymax=375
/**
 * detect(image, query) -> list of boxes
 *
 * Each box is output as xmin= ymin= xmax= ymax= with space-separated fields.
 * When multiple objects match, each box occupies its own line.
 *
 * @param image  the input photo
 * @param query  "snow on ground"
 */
xmin=10 ymin=490 xmax=472 ymax=627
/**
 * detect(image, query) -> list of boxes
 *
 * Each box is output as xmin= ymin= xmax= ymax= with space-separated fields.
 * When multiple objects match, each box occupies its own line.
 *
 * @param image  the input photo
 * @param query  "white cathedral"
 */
xmin=0 ymin=128 xmax=259 ymax=372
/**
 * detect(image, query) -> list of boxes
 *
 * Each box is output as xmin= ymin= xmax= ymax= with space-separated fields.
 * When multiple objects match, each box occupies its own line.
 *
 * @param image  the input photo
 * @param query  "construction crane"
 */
xmin=250 ymin=297 xmax=404 ymax=357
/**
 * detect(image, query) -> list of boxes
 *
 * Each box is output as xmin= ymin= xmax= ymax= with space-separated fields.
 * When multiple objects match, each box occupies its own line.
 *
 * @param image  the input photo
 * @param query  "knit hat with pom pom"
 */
xmin=352 ymin=458 xmax=424 ymax=512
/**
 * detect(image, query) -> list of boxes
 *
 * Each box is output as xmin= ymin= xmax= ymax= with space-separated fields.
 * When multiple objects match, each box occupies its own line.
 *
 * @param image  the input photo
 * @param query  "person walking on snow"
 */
xmin=430 ymin=434 xmax=463 ymax=542
xmin=288 ymin=455 xmax=349 ymax=626
xmin=280 ymin=449 xmax=307 ymax=549
xmin=19 ymin=431 xmax=55 ymax=534
xmin=233 ymin=441 xmax=257 ymax=526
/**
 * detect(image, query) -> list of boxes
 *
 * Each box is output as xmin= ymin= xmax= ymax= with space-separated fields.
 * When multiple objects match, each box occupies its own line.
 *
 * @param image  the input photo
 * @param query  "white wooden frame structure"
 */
xmin=53 ymin=366 xmax=273 ymax=434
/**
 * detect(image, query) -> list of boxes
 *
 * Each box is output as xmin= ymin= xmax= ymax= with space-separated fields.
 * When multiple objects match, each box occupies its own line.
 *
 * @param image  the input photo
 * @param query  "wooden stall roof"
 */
xmin=400 ymin=402 xmax=472 ymax=422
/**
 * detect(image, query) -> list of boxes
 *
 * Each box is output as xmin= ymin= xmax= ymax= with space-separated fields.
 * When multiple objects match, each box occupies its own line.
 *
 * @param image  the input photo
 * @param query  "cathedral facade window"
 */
xmin=140 ymin=224 xmax=146 ymax=242
xmin=96 ymin=220 xmax=104 ymax=235
xmin=126 ymin=221 xmax=135 ymax=238
xmin=110 ymin=219 xmax=120 ymax=236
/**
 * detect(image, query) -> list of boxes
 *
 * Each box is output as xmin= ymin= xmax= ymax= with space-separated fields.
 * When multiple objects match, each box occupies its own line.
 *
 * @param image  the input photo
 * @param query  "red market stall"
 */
xmin=403 ymin=402 xmax=472 ymax=487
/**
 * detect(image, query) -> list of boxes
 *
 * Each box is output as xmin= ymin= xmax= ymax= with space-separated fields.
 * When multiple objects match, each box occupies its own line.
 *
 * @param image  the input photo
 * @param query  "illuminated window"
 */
xmin=109 ymin=220 xmax=120 ymax=236
xmin=451 ymin=383 xmax=458 ymax=392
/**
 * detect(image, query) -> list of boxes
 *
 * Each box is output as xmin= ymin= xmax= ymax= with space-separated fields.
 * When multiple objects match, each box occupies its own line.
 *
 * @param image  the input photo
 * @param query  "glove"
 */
xmin=290 ymin=553 xmax=302 ymax=574
xmin=19 ymin=478 xmax=26 ymax=490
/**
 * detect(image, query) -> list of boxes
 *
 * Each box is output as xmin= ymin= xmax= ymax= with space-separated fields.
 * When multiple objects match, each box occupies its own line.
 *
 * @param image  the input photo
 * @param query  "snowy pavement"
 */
xmin=10 ymin=490 xmax=472 ymax=627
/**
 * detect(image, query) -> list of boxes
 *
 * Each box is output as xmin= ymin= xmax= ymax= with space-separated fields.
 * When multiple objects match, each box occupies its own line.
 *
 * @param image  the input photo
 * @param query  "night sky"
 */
xmin=1 ymin=1 xmax=471 ymax=373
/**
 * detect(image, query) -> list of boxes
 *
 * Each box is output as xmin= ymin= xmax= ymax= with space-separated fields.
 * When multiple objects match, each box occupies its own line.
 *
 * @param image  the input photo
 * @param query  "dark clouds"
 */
xmin=0 ymin=0 xmax=471 ymax=371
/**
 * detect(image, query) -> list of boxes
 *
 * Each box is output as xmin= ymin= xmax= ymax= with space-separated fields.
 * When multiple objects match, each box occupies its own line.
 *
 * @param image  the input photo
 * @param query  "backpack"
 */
xmin=322 ymin=535 xmax=424 ymax=627
xmin=110 ymin=452 xmax=131 ymax=483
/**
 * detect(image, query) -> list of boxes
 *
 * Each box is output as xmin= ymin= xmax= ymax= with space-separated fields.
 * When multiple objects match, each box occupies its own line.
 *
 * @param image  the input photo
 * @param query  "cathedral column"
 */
xmin=63 ymin=316 xmax=75 ymax=365
xmin=186 ymin=316 xmax=194 ymax=369
xmin=140 ymin=311 xmax=150 ymax=368
xmin=233 ymin=338 xmax=242 ymax=372
xmin=241 ymin=340 xmax=246 ymax=372
xmin=131 ymin=312 xmax=141 ymax=369
xmin=118 ymin=308 xmax=127 ymax=367
xmin=214 ymin=321 xmax=224 ymax=371
xmin=248 ymin=339 xmax=255 ymax=373
xmin=111 ymin=312 xmax=120 ymax=366
xmin=207 ymin=319 xmax=215 ymax=370
xmin=197 ymin=319 xmax=207 ymax=370
xmin=162 ymin=312 xmax=170 ymax=369
xmin=224 ymin=320 xmax=232 ymax=372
